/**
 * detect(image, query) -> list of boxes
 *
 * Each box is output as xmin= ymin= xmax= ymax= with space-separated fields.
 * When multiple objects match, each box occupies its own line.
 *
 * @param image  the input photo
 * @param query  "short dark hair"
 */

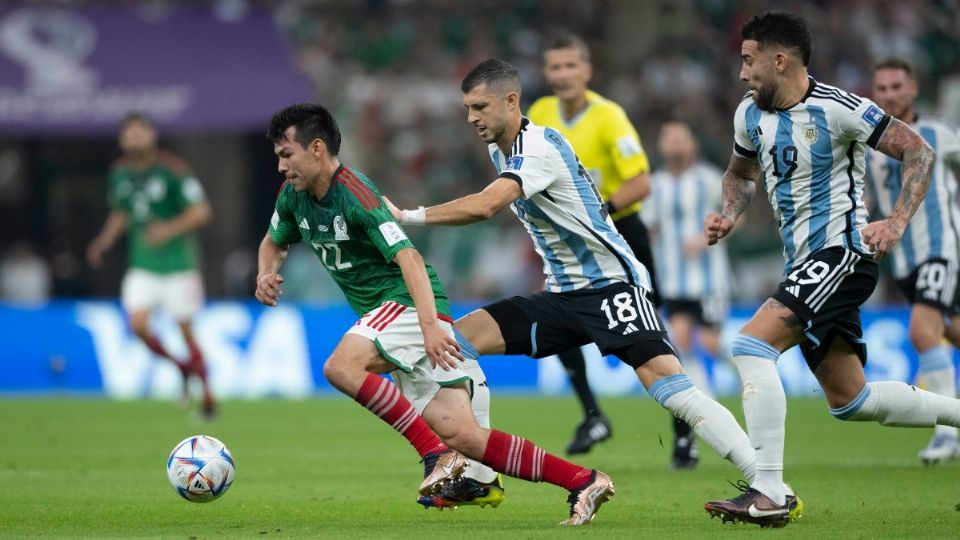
xmin=267 ymin=102 xmax=342 ymax=155
xmin=120 ymin=112 xmax=152 ymax=131
xmin=461 ymin=59 xmax=522 ymax=96
xmin=741 ymin=11 xmax=812 ymax=66
xmin=873 ymin=57 xmax=914 ymax=78
xmin=544 ymin=32 xmax=591 ymax=63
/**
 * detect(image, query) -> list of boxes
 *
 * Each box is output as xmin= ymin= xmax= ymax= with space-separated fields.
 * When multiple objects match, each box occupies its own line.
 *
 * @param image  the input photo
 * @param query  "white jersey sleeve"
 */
xmin=835 ymin=97 xmax=892 ymax=149
xmin=732 ymin=95 xmax=758 ymax=159
xmin=500 ymin=141 xmax=563 ymax=199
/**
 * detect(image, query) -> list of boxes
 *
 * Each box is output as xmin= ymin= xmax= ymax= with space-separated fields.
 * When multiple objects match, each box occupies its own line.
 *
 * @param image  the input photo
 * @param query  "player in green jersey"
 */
xmin=256 ymin=103 xmax=614 ymax=525
xmin=87 ymin=113 xmax=216 ymax=418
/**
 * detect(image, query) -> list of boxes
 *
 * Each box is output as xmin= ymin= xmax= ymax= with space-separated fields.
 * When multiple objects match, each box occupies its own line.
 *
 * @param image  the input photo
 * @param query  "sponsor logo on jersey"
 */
xmin=862 ymin=105 xmax=885 ymax=127
xmin=505 ymin=156 xmax=524 ymax=170
xmin=299 ymin=218 xmax=309 ymax=230
xmin=334 ymin=215 xmax=350 ymax=241
xmin=803 ymin=125 xmax=818 ymax=144
xmin=378 ymin=222 xmax=408 ymax=246
xmin=317 ymin=224 xmax=329 ymax=232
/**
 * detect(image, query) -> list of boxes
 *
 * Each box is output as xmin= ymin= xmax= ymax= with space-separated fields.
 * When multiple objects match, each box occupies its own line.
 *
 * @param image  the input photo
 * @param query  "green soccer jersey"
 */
xmin=269 ymin=166 xmax=451 ymax=318
xmin=108 ymin=151 xmax=205 ymax=274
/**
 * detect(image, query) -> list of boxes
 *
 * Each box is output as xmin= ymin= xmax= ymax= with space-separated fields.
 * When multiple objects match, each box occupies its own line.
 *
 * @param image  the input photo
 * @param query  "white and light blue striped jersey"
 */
xmin=865 ymin=117 xmax=960 ymax=278
xmin=644 ymin=162 xmax=731 ymax=299
xmin=489 ymin=118 xmax=651 ymax=293
xmin=733 ymin=77 xmax=891 ymax=274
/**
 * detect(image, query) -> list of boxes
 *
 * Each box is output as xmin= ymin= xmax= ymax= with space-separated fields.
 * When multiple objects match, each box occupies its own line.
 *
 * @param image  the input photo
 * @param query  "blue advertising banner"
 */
xmin=0 ymin=6 xmax=312 ymax=135
xmin=0 ymin=301 xmax=953 ymax=399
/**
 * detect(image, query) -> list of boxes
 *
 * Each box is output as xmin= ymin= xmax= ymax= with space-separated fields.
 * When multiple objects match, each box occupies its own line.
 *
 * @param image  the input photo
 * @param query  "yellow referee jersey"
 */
xmin=528 ymin=90 xmax=649 ymax=219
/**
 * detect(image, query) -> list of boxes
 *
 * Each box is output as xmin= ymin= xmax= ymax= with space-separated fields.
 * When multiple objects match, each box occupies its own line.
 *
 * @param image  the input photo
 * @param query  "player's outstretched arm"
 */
xmin=862 ymin=119 xmax=936 ymax=259
xmin=704 ymin=153 xmax=759 ymax=245
xmin=393 ymin=178 xmax=523 ymax=226
xmin=255 ymin=232 xmax=288 ymax=307
xmin=86 ymin=210 xmax=129 ymax=269
xmin=393 ymin=248 xmax=463 ymax=370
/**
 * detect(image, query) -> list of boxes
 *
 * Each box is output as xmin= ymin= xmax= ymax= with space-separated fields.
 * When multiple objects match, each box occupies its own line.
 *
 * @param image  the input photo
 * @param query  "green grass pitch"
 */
xmin=1 ymin=396 xmax=957 ymax=538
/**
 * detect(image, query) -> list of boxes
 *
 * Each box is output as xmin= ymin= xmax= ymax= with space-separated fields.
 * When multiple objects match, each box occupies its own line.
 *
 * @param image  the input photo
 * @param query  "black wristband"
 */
xmin=604 ymin=200 xmax=618 ymax=215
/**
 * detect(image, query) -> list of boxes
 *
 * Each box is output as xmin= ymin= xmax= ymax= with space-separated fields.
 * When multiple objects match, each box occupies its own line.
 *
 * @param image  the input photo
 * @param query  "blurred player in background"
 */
xmin=257 ymin=103 xmax=615 ymax=525
xmin=86 ymin=113 xmax=216 ymax=419
xmin=390 ymin=59 xmax=782 ymax=520
xmin=527 ymin=33 xmax=692 ymax=462
xmin=644 ymin=120 xmax=732 ymax=468
xmin=867 ymin=57 xmax=960 ymax=464
xmin=704 ymin=12 xmax=960 ymax=527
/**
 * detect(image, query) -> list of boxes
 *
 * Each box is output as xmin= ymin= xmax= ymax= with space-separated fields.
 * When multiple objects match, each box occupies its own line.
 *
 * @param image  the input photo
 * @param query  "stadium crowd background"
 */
xmin=2 ymin=0 xmax=959 ymax=306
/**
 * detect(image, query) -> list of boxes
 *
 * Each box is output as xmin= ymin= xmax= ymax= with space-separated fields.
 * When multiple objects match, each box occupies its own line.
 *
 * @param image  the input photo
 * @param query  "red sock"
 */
xmin=185 ymin=337 xmax=208 ymax=380
xmin=481 ymin=429 xmax=593 ymax=490
xmin=355 ymin=374 xmax=448 ymax=458
xmin=184 ymin=336 xmax=215 ymax=408
xmin=142 ymin=334 xmax=188 ymax=375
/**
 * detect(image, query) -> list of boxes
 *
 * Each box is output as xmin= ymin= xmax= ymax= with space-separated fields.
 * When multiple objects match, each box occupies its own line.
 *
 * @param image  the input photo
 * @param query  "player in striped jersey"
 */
xmin=867 ymin=58 xmax=960 ymax=464
xmin=257 ymin=103 xmax=617 ymax=525
xmin=644 ymin=121 xmax=731 ymax=421
xmin=529 ymin=33 xmax=690 ymax=463
xmin=390 ymin=59 xmax=769 ymax=520
xmin=704 ymin=12 xmax=960 ymax=527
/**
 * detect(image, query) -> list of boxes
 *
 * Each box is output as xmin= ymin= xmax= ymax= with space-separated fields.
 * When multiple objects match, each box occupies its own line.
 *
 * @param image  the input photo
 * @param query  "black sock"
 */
xmin=557 ymin=347 xmax=602 ymax=417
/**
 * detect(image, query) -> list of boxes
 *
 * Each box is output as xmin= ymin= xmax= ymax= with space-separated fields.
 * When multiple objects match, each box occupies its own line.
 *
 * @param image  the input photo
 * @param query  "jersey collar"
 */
xmin=777 ymin=76 xmax=817 ymax=111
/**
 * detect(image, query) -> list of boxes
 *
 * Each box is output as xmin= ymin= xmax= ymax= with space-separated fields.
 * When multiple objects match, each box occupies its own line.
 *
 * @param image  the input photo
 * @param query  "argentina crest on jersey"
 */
xmin=802 ymin=123 xmax=818 ymax=144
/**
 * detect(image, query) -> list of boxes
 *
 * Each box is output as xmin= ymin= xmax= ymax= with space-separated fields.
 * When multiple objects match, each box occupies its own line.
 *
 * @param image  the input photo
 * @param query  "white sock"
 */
xmin=650 ymin=374 xmax=755 ymax=481
xmin=831 ymin=381 xmax=960 ymax=428
xmin=731 ymin=334 xmax=786 ymax=505
xmin=458 ymin=358 xmax=499 ymax=483
xmin=918 ymin=346 xmax=958 ymax=438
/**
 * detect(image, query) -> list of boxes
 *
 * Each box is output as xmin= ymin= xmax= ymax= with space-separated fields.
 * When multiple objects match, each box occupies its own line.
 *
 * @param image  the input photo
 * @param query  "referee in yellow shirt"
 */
xmin=529 ymin=34 xmax=696 ymax=467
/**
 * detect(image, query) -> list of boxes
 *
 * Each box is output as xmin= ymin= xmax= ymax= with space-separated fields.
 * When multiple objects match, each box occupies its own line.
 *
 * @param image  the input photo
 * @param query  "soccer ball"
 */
xmin=166 ymin=435 xmax=235 ymax=503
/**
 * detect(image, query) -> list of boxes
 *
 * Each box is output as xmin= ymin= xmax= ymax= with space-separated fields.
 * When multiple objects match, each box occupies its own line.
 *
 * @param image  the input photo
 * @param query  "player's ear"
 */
xmin=506 ymin=91 xmax=520 ymax=110
xmin=774 ymin=51 xmax=789 ymax=74
xmin=309 ymin=138 xmax=327 ymax=159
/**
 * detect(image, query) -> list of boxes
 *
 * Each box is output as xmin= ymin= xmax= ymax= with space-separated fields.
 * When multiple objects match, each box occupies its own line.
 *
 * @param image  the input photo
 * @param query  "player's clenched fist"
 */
xmin=255 ymin=273 xmax=284 ymax=307
xmin=704 ymin=212 xmax=735 ymax=245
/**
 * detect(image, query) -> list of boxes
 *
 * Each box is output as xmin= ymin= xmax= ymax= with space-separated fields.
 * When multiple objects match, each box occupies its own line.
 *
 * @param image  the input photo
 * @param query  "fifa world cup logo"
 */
xmin=0 ymin=8 xmax=98 ymax=96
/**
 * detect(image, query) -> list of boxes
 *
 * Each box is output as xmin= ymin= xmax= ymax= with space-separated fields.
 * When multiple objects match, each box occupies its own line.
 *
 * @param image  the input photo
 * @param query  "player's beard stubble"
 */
xmin=753 ymin=82 xmax=779 ymax=112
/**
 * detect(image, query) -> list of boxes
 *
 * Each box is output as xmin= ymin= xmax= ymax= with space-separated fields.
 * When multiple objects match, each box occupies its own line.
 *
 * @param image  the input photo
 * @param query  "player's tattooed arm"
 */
xmin=721 ymin=153 xmax=761 ymax=221
xmin=705 ymin=153 xmax=760 ymax=245
xmin=875 ymin=118 xmax=936 ymax=226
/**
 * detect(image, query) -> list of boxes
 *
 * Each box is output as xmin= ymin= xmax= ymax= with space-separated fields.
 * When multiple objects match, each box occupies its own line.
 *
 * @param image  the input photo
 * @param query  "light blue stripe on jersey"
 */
xmin=525 ymin=202 xmax=612 ymax=290
xmin=517 ymin=199 xmax=575 ymax=291
xmin=774 ymin=111 xmax=798 ymax=272
xmin=885 ymin=155 xmax=916 ymax=267
xmin=807 ymin=106 xmax=833 ymax=253
xmin=696 ymin=171 xmax=712 ymax=294
xmin=673 ymin=179 xmax=686 ymax=296
xmin=920 ymin=126 xmax=943 ymax=258
xmin=542 ymin=127 xmax=642 ymax=285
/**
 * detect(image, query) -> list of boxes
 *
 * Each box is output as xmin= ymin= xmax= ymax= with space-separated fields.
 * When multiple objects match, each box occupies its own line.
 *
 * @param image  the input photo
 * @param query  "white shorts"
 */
xmin=347 ymin=301 xmax=471 ymax=413
xmin=121 ymin=269 xmax=204 ymax=320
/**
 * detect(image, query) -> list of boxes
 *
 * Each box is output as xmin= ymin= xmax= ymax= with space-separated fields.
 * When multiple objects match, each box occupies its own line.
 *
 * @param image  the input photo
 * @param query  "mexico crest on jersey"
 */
xmin=334 ymin=215 xmax=349 ymax=241
xmin=802 ymin=125 xmax=818 ymax=144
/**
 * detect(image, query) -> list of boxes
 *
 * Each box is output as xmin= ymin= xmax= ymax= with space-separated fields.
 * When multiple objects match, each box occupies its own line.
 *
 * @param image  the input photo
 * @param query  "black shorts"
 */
xmin=896 ymin=258 xmax=960 ymax=316
xmin=482 ymin=282 xmax=675 ymax=368
xmin=614 ymin=213 xmax=662 ymax=307
xmin=663 ymin=297 xmax=726 ymax=328
xmin=771 ymin=247 xmax=879 ymax=371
